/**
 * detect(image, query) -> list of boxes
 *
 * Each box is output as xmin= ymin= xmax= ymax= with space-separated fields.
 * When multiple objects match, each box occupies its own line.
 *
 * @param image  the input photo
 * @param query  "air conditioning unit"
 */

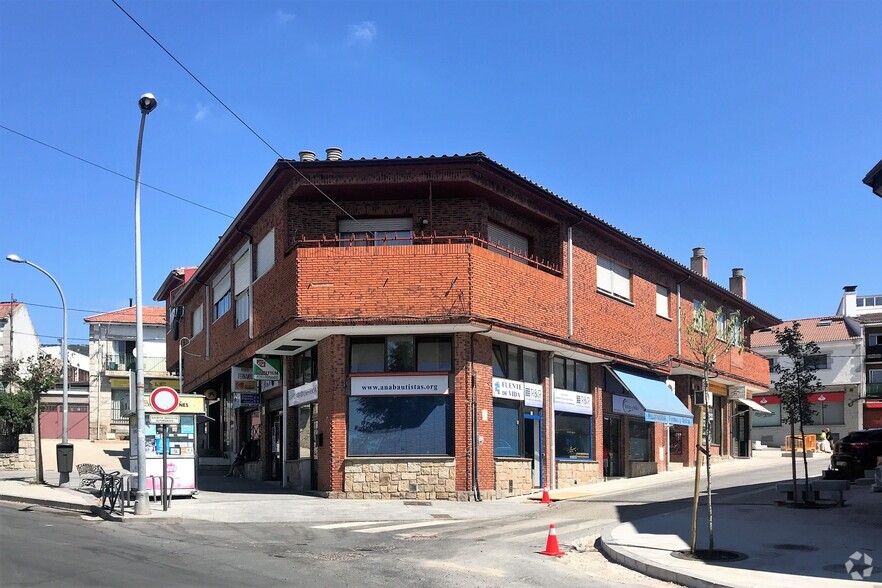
xmin=692 ymin=389 xmax=710 ymax=406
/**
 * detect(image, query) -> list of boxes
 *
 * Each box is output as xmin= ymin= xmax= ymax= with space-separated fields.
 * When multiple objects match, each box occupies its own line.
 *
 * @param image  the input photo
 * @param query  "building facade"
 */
xmin=84 ymin=306 xmax=176 ymax=440
xmin=157 ymin=152 xmax=778 ymax=500
xmin=0 ymin=301 xmax=41 ymax=386
xmin=837 ymin=286 xmax=882 ymax=429
xmin=750 ymin=316 xmax=863 ymax=447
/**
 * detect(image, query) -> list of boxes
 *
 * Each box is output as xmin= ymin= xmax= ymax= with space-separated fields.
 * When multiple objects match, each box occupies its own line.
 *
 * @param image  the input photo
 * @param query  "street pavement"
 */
xmin=1 ymin=448 xmax=880 ymax=587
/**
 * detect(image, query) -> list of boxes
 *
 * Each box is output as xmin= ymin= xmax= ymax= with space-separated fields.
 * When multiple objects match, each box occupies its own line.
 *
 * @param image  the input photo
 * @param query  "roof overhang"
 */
xmin=863 ymin=157 xmax=882 ymax=198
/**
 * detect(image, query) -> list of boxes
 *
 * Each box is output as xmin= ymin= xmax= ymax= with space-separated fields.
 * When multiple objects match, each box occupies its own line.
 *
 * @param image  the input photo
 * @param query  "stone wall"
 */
xmin=556 ymin=460 xmax=602 ymax=487
xmin=494 ymin=458 xmax=533 ymax=499
xmin=629 ymin=461 xmax=659 ymax=478
xmin=338 ymin=458 xmax=456 ymax=500
xmin=0 ymin=434 xmax=36 ymax=470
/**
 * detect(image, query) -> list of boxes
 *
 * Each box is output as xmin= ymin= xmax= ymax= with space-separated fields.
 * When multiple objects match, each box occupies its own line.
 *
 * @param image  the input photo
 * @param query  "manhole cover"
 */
xmin=672 ymin=549 xmax=748 ymax=562
xmin=769 ymin=544 xmax=818 ymax=552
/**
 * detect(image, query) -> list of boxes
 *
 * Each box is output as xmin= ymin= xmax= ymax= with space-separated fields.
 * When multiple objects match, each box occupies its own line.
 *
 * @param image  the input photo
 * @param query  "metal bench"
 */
xmin=76 ymin=464 xmax=118 ymax=490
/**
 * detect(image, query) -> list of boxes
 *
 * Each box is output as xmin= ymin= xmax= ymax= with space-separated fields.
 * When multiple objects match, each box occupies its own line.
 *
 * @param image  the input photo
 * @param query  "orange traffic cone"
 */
xmin=540 ymin=487 xmax=552 ymax=505
xmin=539 ymin=524 xmax=565 ymax=557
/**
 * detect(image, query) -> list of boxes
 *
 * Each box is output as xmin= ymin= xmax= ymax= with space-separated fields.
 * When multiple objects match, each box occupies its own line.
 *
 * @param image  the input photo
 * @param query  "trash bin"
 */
xmin=56 ymin=443 xmax=74 ymax=474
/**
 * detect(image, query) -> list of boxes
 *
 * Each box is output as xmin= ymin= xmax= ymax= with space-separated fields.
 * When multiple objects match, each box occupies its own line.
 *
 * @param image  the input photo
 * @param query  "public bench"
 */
xmin=76 ymin=464 xmax=117 ymax=490
xmin=775 ymin=480 xmax=849 ymax=506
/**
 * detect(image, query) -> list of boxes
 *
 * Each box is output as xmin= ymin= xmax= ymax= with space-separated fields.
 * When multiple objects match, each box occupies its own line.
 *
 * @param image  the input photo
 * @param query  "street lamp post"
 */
xmin=133 ymin=93 xmax=158 ymax=516
xmin=6 ymin=254 xmax=71 ymax=486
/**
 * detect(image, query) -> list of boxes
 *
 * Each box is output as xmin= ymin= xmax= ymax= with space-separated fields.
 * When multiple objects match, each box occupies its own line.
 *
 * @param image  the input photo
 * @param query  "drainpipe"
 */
xmin=548 ymin=352 xmax=556 ymax=490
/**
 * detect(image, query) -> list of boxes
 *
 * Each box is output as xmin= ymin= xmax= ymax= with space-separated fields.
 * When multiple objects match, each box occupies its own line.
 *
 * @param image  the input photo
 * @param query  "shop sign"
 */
xmin=524 ymin=383 xmax=543 ymax=408
xmin=728 ymin=386 xmax=747 ymax=400
xmin=613 ymin=394 xmax=644 ymax=417
xmin=233 ymin=393 xmax=261 ymax=409
xmin=351 ymin=374 xmax=449 ymax=396
xmin=141 ymin=394 xmax=205 ymax=414
xmin=492 ymin=378 xmax=524 ymax=401
xmin=232 ymin=366 xmax=258 ymax=393
xmin=289 ymin=380 xmax=318 ymax=407
xmin=644 ymin=411 xmax=694 ymax=426
xmin=260 ymin=379 xmax=279 ymax=393
xmin=553 ymin=389 xmax=593 ymax=415
xmin=253 ymin=357 xmax=281 ymax=381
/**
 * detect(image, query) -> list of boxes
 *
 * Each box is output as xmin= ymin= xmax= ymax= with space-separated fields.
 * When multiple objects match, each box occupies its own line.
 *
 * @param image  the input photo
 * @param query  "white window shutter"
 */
xmin=488 ymin=222 xmax=529 ymax=254
xmin=256 ymin=229 xmax=275 ymax=278
xmin=213 ymin=269 xmax=231 ymax=299
xmin=234 ymin=250 xmax=251 ymax=295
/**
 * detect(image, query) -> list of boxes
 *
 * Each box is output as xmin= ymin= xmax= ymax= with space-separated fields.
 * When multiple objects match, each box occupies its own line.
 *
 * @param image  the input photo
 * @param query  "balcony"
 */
xmin=104 ymin=354 xmax=167 ymax=374
xmin=867 ymin=383 xmax=882 ymax=400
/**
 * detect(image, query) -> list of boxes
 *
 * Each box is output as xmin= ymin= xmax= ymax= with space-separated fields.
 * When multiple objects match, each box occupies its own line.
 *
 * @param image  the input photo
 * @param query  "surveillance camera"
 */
xmin=138 ymin=93 xmax=158 ymax=114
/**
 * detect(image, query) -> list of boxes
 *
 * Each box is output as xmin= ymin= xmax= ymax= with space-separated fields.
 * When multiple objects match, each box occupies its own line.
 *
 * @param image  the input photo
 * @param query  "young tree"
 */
xmin=2 ymin=354 xmax=62 ymax=484
xmin=684 ymin=301 xmax=748 ymax=554
xmin=772 ymin=322 xmax=821 ymax=506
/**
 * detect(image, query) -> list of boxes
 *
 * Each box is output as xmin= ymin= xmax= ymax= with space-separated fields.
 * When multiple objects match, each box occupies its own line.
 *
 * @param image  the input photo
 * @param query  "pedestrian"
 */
xmin=825 ymin=428 xmax=834 ymax=450
xmin=226 ymin=444 xmax=249 ymax=478
xmin=818 ymin=429 xmax=830 ymax=453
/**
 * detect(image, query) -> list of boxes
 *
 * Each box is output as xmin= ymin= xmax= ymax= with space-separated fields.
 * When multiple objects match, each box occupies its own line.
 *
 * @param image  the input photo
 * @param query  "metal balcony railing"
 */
xmin=104 ymin=354 xmax=166 ymax=373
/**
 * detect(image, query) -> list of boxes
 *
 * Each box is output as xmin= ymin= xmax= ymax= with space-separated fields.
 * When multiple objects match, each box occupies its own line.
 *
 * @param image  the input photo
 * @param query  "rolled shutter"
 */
xmin=488 ymin=222 xmax=528 ymax=254
xmin=213 ymin=269 xmax=230 ymax=299
xmin=234 ymin=250 xmax=251 ymax=295
xmin=338 ymin=218 xmax=413 ymax=233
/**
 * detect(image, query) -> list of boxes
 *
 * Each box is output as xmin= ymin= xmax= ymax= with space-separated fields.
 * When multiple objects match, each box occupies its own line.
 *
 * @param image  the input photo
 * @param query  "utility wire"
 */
xmin=0 ymin=124 xmax=235 ymax=220
xmin=111 ymin=0 xmax=360 ymax=224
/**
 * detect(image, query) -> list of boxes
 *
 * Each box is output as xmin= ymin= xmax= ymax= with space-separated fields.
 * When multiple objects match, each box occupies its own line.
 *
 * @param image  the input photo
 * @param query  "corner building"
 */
xmin=157 ymin=152 xmax=779 ymax=500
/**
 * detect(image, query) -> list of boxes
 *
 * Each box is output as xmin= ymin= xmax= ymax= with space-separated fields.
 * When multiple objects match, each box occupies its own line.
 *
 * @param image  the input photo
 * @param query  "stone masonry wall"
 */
xmin=494 ymin=458 xmax=533 ymax=499
xmin=338 ymin=458 xmax=456 ymax=500
xmin=0 ymin=434 xmax=36 ymax=470
xmin=556 ymin=460 xmax=602 ymax=487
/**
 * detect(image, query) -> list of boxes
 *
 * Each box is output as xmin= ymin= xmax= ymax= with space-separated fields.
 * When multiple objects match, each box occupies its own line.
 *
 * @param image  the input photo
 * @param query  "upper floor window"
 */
xmin=656 ymin=285 xmax=670 ymax=318
xmin=192 ymin=304 xmax=203 ymax=336
xmin=805 ymin=354 xmax=829 ymax=370
xmin=488 ymin=222 xmax=530 ymax=261
xmin=212 ymin=268 xmax=231 ymax=322
xmin=339 ymin=218 xmax=413 ymax=246
xmin=492 ymin=342 xmax=540 ymax=383
xmin=290 ymin=347 xmax=317 ymax=388
xmin=234 ymin=247 xmax=251 ymax=327
xmin=349 ymin=336 xmax=451 ymax=373
xmin=256 ymin=229 xmax=275 ymax=279
xmin=729 ymin=314 xmax=743 ymax=346
xmin=553 ymin=357 xmax=590 ymax=393
xmin=596 ymin=256 xmax=631 ymax=301
xmin=869 ymin=334 xmax=882 ymax=346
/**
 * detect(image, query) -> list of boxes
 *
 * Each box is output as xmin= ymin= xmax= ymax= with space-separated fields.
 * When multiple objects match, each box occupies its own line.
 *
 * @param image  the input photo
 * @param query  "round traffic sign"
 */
xmin=150 ymin=386 xmax=179 ymax=414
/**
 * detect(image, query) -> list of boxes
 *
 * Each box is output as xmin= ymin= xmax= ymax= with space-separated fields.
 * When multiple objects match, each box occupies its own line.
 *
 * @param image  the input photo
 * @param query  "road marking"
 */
xmin=311 ymin=521 xmax=393 ymax=529
xmin=353 ymin=519 xmax=464 ymax=534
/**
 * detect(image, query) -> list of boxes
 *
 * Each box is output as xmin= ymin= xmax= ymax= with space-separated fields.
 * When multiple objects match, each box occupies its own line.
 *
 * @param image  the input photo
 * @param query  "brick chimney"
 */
xmin=729 ymin=268 xmax=746 ymax=298
xmin=690 ymin=247 xmax=707 ymax=277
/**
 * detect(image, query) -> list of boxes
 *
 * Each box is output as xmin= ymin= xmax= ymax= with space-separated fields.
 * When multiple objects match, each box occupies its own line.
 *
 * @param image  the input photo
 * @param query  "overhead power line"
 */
xmin=111 ymin=0 xmax=360 ymax=224
xmin=0 ymin=124 xmax=235 ymax=220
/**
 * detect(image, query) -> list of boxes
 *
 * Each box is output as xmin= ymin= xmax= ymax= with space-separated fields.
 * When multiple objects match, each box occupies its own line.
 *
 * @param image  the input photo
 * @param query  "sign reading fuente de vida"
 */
xmin=253 ymin=357 xmax=281 ymax=381
xmin=351 ymin=374 xmax=449 ymax=396
xmin=288 ymin=380 xmax=318 ymax=407
xmin=553 ymin=389 xmax=593 ymax=415
xmin=492 ymin=378 xmax=543 ymax=408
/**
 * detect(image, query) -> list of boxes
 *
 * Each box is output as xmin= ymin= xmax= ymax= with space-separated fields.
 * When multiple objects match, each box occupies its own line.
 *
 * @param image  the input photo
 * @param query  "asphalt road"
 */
xmin=0 ymin=456 xmax=826 ymax=588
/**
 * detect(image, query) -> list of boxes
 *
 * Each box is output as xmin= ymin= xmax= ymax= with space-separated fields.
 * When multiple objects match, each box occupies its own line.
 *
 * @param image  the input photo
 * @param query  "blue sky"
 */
xmin=1 ymin=1 xmax=880 ymax=347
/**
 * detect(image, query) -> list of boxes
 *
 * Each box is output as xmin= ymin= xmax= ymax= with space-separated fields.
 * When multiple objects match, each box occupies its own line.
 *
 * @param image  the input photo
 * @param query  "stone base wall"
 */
xmin=284 ymin=459 xmax=313 ymax=492
xmin=494 ymin=458 xmax=533 ymax=499
xmin=0 ymin=434 xmax=36 ymax=470
xmin=629 ymin=461 xmax=659 ymax=478
xmin=337 ymin=458 xmax=456 ymax=500
xmin=556 ymin=460 xmax=602 ymax=487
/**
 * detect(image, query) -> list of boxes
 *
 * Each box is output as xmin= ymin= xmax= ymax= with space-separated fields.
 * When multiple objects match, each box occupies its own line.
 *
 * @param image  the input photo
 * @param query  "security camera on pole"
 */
xmin=133 ymin=93 xmax=157 ymax=515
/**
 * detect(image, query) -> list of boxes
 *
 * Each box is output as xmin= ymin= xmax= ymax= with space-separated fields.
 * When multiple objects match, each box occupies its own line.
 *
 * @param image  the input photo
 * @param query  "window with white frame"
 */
xmin=339 ymin=218 xmax=413 ymax=246
xmin=596 ymin=256 xmax=631 ymax=301
xmin=192 ymin=304 xmax=203 ymax=336
xmin=869 ymin=334 xmax=882 ymax=346
xmin=656 ymin=285 xmax=669 ymax=318
xmin=255 ymin=229 xmax=275 ymax=279
xmin=212 ymin=268 xmax=231 ymax=321
xmin=870 ymin=369 xmax=882 ymax=384
xmin=234 ymin=248 xmax=251 ymax=327
xmin=729 ymin=314 xmax=743 ymax=346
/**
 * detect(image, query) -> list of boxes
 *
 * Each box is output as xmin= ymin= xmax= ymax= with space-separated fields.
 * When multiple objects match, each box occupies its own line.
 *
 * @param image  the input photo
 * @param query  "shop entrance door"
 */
xmin=603 ymin=416 xmax=624 ymax=477
xmin=732 ymin=406 xmax=749 ymax=457
xmin=271 ymin=411 xmax=282 ymax=481
xmin=524 ymin=414 xmax=542 ymax=488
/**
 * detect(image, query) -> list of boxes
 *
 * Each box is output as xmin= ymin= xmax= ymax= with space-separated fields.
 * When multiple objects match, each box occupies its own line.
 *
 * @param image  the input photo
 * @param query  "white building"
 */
xmin=836 ymin=285 xmax=882 ymax=428
xmin=0 ymin=301 xmax=41 ymax=387
xmin=750 ymin=315 xmax=863 ymax=447
xmin=84 ymin=306 xmax=175 ymax=440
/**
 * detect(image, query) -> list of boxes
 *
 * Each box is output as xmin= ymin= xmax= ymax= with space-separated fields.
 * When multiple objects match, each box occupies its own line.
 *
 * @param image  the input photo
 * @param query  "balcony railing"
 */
xmin=294 ymin=232 xmax=562 ymax=275
xmin=104 ymin=354 xmax=166 ymax=373
xmin=867 ymin=383 xmax=882 ymax=399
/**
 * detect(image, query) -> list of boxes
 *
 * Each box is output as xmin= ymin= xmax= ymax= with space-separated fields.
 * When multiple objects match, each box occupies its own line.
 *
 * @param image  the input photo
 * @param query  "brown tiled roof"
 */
xmin=84 ymin=306 xmax=166 ymax=325
xmin=0 ymin=302 xmax=22 ymax=320
xmin=751 ymin=316 xmax=860 ymax=347
xmin=857 ymin=312 xmax=882 ymax=325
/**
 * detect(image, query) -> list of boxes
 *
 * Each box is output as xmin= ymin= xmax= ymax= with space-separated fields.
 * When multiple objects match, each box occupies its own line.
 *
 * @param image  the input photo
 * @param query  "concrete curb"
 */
xmin=0 ymin=493 xmax=95 ymax=514
xmin=89 ymin=505 xmax=182 ymax=523
xmin=599 ymin=523 xmax=732 ymax=588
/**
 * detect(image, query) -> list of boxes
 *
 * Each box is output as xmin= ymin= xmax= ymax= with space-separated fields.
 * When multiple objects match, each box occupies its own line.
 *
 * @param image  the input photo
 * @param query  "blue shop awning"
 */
xmin=609 ymin=368 xmax=694 ymax=426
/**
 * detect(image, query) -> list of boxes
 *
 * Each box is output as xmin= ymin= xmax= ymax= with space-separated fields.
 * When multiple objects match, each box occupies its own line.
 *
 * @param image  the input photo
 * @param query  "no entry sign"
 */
xmin=150 ymin=386 xmax=180 ymax=414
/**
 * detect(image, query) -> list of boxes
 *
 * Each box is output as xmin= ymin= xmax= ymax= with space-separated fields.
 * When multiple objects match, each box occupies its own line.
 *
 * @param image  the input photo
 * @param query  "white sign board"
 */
xmin=492 ymin=378 xmax=524 ymax=401
xmin=728 ymin=385 xmax=747 ymax=399
xmin=289 ymin=380 xmax=319 ymax=407
xmin=232 ymin=366 xmax=258 ymax=393
xmin=553 ymin=389 xmax=593 ymax=415
xmin=351 ymin=374 xmax=449 ymax=396
xmin=148 ymin=414 xmax=181 ymax=425
xmin=524 ymin=382 xmax=543 ymax=408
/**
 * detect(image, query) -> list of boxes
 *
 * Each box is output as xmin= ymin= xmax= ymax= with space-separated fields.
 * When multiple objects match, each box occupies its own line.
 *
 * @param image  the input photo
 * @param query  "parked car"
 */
xmin=830 ymin=428 xmax=882 ymax=479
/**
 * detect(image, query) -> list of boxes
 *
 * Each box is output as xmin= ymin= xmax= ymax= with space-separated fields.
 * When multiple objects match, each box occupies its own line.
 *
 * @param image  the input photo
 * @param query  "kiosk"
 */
xmin=129 ymin=393 xmax=206 ymax=498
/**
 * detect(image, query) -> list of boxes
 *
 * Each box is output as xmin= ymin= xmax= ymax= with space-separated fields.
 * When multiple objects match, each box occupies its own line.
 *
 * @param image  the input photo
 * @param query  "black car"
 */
xmin=830 ymin=428 xmax=882 ymax=479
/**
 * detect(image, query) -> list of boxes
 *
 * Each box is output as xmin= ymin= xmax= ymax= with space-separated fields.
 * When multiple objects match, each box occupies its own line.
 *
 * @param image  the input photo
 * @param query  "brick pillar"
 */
xmin=472 ymin=334 xmax=495 ymax=497
xmin=316 ymin=335 xmax=346 ymax=493
xmin=541 ymin=352 xmax=554 ymax=489
xmin=654 ymin=422 xmax=667 ymax=471
xmin=591 ymin=363 xmax=605 ymax=478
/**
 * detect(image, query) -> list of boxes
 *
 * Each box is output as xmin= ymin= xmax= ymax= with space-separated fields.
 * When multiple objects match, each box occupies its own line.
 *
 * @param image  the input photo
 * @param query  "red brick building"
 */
xmin=155 ymin=151 xmax=778 ymax=500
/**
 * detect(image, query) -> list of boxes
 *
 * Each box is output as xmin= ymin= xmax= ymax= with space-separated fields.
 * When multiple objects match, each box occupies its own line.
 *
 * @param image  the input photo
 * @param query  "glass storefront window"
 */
xmin=386 ymin=336 xmax=416 ymax=372
xmin=417 ymin=338 xmax=452 ymax=371
xmin=752 ymin=403 xmax=781 ymax=427
xmin=523 ymin=350 xmax=539 ymax=384
xmin=348 ymin=396 xmax=452 ymax=456
xmin=350 ymin=338 xmax=385 ymax=373
xmin=628 ymin=420 xmax=650 ymax=462
xmin=554 ymin=357 xmax=590 ymax=392
xmin=351 ymin=336 xmax=452 ymax=373
xmin=555 ymin=412 xmax=592 ymax=459
xmin=298 ymin=404 xmax=312 ymax=459
xmin=493 ymin=401 xmax=520 ymax=457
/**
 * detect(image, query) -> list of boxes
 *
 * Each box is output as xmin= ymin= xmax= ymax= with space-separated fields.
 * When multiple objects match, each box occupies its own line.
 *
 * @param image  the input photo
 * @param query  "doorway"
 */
xmin=732 ymin=405 xmax=749 ymax=457
xmin=270 ymin=411 xmax=282 ymax=481
xmin=524 ymin=413 xmax=542 ymax=488
xmin=603 ymin=415 xmax=624 ymax=477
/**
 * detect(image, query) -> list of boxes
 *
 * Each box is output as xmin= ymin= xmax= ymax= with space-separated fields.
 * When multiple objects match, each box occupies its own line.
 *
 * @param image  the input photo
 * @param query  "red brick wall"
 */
xmin=316 ymin=335 xmax=346 ymax=492
xmin=453 ymin=333 xmax=472 ymax=494
xmin=472 ymin=334 xmax=497 ymax=496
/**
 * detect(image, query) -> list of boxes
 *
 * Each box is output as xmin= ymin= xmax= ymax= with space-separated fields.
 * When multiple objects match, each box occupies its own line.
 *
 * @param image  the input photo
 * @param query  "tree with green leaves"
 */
xmin=1 ymin=354 xmax=61 ymax=484
xmin=773 ymin=322 xmax=821 ymax=506
xmin=684 ymin=300 xmax=749 ymax=554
